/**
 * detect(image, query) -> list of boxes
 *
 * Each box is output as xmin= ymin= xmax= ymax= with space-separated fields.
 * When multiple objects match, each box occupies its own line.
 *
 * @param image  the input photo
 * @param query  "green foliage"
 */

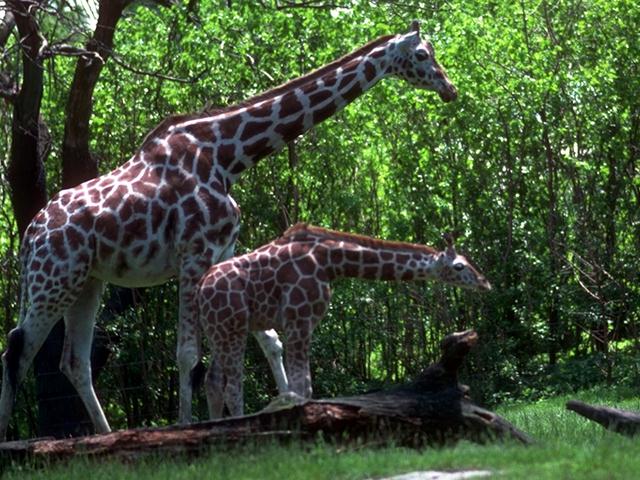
xmin=0 ymin=0 xmax=639 ymax=433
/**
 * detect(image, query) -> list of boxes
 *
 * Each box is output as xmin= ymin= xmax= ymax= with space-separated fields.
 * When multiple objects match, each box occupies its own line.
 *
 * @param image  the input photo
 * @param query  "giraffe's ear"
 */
xmin=398 ymin=29 xmax=420 ymax=55
xmin=409 ymin=20 xmax=420 ymax=36
xmin=443 ymin=232 xmax=457 ymax=258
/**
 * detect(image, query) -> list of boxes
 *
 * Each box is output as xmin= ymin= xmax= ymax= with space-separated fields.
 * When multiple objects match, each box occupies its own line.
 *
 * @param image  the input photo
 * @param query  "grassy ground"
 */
xmin=3 ymin=387 xmax=640 ymax=479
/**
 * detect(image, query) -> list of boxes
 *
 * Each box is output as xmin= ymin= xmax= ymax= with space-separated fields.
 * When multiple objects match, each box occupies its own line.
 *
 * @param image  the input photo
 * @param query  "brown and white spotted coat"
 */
xmin=0 ymin=21 xmax=457 ymax=438
xmin=198 ymin=224 xmax=491 ymax=418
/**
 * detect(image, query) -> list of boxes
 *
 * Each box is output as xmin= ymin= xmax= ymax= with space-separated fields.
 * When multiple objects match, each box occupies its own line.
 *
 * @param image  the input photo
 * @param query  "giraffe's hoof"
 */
xmin=259 ymin=391 xmax=308 ymax=413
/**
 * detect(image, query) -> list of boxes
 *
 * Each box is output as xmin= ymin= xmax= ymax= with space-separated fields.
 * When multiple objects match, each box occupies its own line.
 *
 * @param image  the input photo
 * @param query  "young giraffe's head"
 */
xmin=387 ymin=21 xmax=458 ymax=102
xmin=435 ymin=233 xmax=492 ymax=291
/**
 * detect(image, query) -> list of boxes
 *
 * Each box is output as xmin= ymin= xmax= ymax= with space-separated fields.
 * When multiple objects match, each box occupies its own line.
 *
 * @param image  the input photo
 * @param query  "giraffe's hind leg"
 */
xmin=59 ymin=277 xmax=110 ymax=434
xmin=0 ymin=306 xmax=70 ymax=439
xmin=204 ymin=329 xmax=248 ymax=418
xmin=0 ymin=329 xmax=25 ymax=439
xmin=220 ymin=331 xmax=248 ymax=417
xmin=0 ymin=229 xmax=97 ymax=439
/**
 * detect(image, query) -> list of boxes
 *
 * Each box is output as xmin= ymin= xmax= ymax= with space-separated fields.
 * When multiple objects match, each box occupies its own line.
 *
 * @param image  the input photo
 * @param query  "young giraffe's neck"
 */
xmin=283 ymin=224 xmax=441 ymax=282
xmin=142 ymin=34 xmax=401 ymax=189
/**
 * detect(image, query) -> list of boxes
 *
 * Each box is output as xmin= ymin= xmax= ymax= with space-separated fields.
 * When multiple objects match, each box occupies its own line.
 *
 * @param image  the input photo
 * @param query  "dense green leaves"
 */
xmin=0 ymin=0 xmax=638 ymax=434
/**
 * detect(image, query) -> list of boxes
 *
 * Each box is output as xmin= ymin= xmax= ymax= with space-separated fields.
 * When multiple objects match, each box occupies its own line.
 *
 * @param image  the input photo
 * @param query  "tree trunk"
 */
xmin=3 ymin=1 xmax=50 ymax=442
xmin=540 ymin=107 xmax=561 ymax=365
xmin=5 ymin=0 xmax=48 ymax=238
xmin=0 ymin=330 xmax=532 ymax=463
xmin=566 ymin=400 xmax=640 ymax=437
xmin=60 ymin=0 xmax=129 ymax=188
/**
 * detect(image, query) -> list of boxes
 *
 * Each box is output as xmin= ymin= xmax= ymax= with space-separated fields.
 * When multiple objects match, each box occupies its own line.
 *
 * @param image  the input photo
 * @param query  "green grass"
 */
xmin=4 ymin=388 xmax=640 ymax=479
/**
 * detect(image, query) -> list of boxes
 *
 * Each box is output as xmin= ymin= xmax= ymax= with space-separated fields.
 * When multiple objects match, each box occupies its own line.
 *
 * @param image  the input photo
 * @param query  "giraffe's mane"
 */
xmin=281 ymin=223 xmax=439 ymax=255
xmin=139 ymin=34 xmax=395 ymax=147
xmin=228 ymin=34 xmax=395 ymax=110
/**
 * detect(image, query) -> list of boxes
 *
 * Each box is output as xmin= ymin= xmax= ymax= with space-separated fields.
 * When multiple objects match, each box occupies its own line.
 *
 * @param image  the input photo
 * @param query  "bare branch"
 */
xmin=557 ymin=247 xmax=624 ymax=304
xmin=109 ymin=52 xmax=207 ymax=84
xmin=40 ymin=43 xmax=104 ymax=63
xmin=274 ymin=0 xmax=345 ymax=9
xmin=575 ymin=275 xmax=602 ymax=302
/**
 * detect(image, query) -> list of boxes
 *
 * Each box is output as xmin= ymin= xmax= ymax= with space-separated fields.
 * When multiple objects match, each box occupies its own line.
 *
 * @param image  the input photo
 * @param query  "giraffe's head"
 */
xmin=388 ymin=21 xmax=458 ymax=102
xmin=435 ymin=233 xmax=492 ymax=292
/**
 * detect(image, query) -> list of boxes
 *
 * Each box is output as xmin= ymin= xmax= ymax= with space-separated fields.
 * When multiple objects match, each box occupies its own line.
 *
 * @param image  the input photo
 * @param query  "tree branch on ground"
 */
xmin=567 ymin=400 xmax=640 ymax=437
xmin=0 ymin=330 xmax=532 ymax=463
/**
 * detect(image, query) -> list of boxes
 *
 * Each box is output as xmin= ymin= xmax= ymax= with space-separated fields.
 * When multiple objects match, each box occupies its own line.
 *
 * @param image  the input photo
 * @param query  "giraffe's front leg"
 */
xmin=176 ymin=272 xmax=202 ymax=425
xmin=253 ymin=329 xmax=289 ymax=394
xmin=60 ymin=278 xmax=110 ymax=434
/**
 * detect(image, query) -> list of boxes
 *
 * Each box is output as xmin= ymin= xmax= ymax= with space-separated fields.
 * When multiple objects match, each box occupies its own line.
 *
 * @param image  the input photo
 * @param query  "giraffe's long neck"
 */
xmin=318 ymin=239 xmax=440 ymax=282
xmin=158 ymin=35 xmax=398 ymax=188
xmin=274 ymin=227 xmax=439 ymax=283
xmin=278 ymin=224 xmax=490 ymax=291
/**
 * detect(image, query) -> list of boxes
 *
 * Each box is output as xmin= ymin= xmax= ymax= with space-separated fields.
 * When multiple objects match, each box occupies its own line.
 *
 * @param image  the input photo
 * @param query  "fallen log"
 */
xmin=0 ymin=330 xmax=531 ymax=464
xmin=566 ymin=400 xmax=640 ymax=436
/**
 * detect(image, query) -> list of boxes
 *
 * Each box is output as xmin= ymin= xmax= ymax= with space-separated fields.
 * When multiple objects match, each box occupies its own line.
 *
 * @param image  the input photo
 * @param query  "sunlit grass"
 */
xmin=4 ymin=388 xmax=640 ymax=479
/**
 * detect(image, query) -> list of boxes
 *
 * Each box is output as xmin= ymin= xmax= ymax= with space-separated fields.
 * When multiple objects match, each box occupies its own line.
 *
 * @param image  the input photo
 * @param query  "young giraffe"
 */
xmin=197 ymin=223 xmax=491 ymax=418
xmin=0 ymin=21 xmax=458 ymax=439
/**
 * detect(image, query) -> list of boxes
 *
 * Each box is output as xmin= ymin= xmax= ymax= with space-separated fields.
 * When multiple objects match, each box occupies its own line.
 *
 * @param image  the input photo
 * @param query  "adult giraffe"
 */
xmin=0 ymin=20 xmax=457 ymax=438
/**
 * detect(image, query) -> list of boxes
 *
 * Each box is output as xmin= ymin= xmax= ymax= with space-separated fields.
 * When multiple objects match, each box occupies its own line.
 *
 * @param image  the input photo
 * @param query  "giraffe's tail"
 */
xmin=190 ymin=361 xmax=206 ymax=391
xmin=16 ymin=235 xmax=31 ymax=327
xmin=4 ymin=328 xmax=24 ymax=390
xmin=4 ymin=236 xmax=31 ymax=390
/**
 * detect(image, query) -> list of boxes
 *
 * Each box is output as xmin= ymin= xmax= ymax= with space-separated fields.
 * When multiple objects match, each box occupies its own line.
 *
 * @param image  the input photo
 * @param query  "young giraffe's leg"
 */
xmin=200 ymin=270 xmax=249 ymax=419
xmin=205 ymin=332 xmax=282 ymax=418
xmin=204 ymin=324 xmax=249 ymax=418
xmin=218 ymin=324 xmax=249 ymax=417
xmin=282 ymin=285 xmax=330 ymax=399
xmin=200 ymin=241 xmax=245 ymax=420
xmin=283 ymin=315 xmax=314 ymax=398
xmin=204 ymin=360 xmax=224 ymax=419
xmin=59 ymin=277 xmax=109 ymax=433
xmin=253 ymin=329 xmax=289 ymax=394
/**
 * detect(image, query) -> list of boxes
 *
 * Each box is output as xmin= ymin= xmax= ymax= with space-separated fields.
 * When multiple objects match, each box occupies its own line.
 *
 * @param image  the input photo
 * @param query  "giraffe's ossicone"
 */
xmin=198 ymin=223 xmax=491 ymax=419
xmin=0 ymin=21 xmax=458 ymax=439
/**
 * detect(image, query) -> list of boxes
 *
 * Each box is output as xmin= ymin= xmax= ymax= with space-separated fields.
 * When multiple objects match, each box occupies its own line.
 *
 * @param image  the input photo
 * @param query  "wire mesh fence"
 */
xmin=2 ymin=278 xmax=467 ymax=440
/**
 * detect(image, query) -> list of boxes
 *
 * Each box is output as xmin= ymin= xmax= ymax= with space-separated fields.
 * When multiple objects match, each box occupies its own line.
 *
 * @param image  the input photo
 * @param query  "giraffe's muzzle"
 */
xmin=478 ymin=277 xmax=492 ymax=292
xmin=439 ymin=84 xmax=458 ymax=102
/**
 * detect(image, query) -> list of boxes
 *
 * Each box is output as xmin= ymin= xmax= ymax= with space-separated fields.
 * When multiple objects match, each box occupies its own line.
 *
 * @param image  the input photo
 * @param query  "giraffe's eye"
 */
xmin=415 ymin=51 xmax=430 ymax=61
xmin=453 ymin=263 xmax=465 ymax=272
